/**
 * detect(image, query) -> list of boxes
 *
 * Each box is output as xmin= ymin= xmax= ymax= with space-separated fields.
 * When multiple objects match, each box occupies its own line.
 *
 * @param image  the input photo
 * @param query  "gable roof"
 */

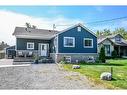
xmin=57 ymin=23 xmax=97 ymax=37
xmin=107 ymin=34 xmax=124 ymax=39
xmin=13 ymin=27 xmax=59 ymax=40
xmin=98 ymin=37 xmax=114 ymax=45
xmin=98 ymin=34 xmax=123 ymax=39
xmin=98 ymin=33 xmax=127 ymax=46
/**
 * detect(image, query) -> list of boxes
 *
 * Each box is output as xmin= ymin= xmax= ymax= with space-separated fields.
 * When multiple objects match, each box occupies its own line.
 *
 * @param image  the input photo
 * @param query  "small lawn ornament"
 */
xmin=72 ymin=65 xmax=80 ymax=69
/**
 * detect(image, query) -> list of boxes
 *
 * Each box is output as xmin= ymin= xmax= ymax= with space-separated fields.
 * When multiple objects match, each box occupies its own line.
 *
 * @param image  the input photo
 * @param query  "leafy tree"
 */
xmin=25 ymin=22 xmax=31 ymax=28
xmin=113 ymin=27 xmax=127 ymax=39
xmin=96 ymin=28 xmax=111 ymax=37
xmin=111 ymin=50 xmax=117 ymax=59
xmin=32 ymin=25 xmax=37 ymax=29
xmin=99 ymin=46 xmax=106 ymax=63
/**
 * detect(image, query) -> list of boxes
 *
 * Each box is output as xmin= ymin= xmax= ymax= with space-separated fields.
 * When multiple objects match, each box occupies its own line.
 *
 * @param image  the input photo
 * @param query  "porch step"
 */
xmin=13 ymin=57 xmax=34 ymax=62
xmin=38 ymin=57 xmax=54 ymax=63
xmin=13 ymin=56 xmax=54 ymax=64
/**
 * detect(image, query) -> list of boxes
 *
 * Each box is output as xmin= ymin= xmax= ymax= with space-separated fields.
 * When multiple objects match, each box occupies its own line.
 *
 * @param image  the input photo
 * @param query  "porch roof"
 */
xmin=13 ymin=27 xmax=59 ymax=39
xmin=115 ymin=42 xmax=127 ymax=46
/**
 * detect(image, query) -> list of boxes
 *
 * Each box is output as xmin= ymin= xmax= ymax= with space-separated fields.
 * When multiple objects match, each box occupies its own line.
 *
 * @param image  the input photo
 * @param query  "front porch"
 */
xmin=114 ymin=45 xmax=127 ymax=57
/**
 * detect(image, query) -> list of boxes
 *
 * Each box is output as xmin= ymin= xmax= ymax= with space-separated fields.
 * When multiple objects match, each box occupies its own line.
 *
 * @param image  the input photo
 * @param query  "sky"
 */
xmin=0 ymin=6 xmax=127 ymax=45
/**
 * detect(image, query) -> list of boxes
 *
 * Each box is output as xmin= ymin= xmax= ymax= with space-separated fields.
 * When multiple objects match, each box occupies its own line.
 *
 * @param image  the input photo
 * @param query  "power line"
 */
xmin=86 ymin=16 xmax=127 ymax=24
xmin=54 ymin=16 xmax=127 ymax=27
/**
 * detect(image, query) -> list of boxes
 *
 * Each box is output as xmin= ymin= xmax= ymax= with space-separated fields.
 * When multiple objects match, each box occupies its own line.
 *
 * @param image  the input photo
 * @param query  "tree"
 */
xmin=96 ymin=30 xmax=100 ymax=37
xmin=32 ymin=25 xmax=37 ymax=29
xmin=99 ymin=46 xmax=106 ymax=63
xmin=25 ymin=22 xmax=31 ymax=28
xmin=111 ymin=50 xmax=117 ymax=59
xmin=113 ymin=27 xmax=127 ymax=39
xmin=96 ymin=29 xmax=111 ymax=37
xmin=103 ymin=29 xmax=111 ymax=36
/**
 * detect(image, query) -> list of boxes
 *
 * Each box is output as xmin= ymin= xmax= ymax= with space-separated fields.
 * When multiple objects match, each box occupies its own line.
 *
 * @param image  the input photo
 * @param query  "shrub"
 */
xmin=99 ymin=46 xmax=106 ymax=63
xmin=111 ymin=50 xmax=117 ymax=59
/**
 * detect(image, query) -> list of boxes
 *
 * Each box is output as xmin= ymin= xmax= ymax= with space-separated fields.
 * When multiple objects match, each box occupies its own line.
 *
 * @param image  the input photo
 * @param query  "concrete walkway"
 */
xmin=0 ymin=59 xmax=30 ymax=67
xmin=0 ymin=64 xmax=105 ymax=89
xmin=0 ymin=59 xmax=13 ymax=65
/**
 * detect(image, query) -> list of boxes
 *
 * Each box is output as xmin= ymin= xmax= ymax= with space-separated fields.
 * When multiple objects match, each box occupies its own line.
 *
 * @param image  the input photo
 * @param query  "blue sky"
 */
xmin=0 ymin=6 xmax=127 ymax=45
xmin=0 ymin=6 xmax=127 ymax=23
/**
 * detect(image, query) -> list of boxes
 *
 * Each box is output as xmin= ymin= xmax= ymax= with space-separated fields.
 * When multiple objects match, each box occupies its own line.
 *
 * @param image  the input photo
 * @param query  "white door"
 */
xmin=40 ymin=44 xmax=47 ymax=56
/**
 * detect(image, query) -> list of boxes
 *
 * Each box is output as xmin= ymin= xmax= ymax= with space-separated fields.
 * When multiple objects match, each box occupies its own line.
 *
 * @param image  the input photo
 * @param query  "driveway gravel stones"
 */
xmin=0 ymin=64 xmax=105 ymax=89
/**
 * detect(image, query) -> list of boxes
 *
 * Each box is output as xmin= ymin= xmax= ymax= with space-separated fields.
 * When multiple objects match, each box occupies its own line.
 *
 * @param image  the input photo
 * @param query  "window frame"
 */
xmin=104 ymin=44 xmax=111 ymax=55
xmin=64 ymin=37 xmax=75 ymax=47
xmin=115 ymin=37 xmax=121 ymax=42
xmin=27 ymin=42 xmax=34 ymax=50
xmin=83 ymin=38 xmax=93 ymax=48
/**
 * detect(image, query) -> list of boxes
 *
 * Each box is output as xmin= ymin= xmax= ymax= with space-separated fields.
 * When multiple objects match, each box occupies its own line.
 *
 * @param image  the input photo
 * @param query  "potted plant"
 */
xmin=34 ymin=55 xmax=39 ymax=64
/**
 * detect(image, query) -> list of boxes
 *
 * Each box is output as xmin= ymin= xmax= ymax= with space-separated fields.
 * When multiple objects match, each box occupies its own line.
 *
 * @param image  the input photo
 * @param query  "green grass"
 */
xmin=62 ymin=59 xmax=127 ymax=89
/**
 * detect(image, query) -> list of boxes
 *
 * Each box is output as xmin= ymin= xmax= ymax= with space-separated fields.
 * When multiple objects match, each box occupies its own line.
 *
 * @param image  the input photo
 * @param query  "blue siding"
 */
xmin=16 ymin=38 xmax=50 ymax=50
xmin=58 ymin=26 xmax=97 ymax=53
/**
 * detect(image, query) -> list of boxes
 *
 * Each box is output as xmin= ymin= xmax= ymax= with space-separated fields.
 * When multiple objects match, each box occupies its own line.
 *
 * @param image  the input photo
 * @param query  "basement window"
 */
xmin=64 ymin=56 xmax=71 ymax=63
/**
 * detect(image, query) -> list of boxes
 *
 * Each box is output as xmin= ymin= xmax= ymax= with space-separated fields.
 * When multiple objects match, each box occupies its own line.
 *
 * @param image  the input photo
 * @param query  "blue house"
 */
xmin=13 ymin=23 xmax=97 ymax=63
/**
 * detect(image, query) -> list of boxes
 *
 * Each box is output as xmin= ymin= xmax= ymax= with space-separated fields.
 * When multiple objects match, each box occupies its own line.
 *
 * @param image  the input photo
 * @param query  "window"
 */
xmin=77 ymin=26 xmax=81 ymax=32
xmin=104 ymin=45 xmax=110 ymax=55
xmin=27 ymin=42 xmax=34 ymax=49
xmin=84 ymin=38 xmax=93 ymax=48
xmin=64 ymin=37 xmax=75 ymax=47
xmin=115 ymin=37 xmax=121 ymax=42
xmin=64 ymin=56 xmax=71 ymax=63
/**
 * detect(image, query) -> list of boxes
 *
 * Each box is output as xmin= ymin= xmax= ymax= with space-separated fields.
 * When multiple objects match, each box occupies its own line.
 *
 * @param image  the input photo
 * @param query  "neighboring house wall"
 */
xmin=98 ymin=40 xmax=114 ymax=56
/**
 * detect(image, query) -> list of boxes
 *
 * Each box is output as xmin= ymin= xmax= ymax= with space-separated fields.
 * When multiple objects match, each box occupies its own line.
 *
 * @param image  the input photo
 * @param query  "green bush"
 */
xmin=99 ymin=46 xmax=106 ymax=63
xmin=111 ymin=50 xmax=117 ymax=58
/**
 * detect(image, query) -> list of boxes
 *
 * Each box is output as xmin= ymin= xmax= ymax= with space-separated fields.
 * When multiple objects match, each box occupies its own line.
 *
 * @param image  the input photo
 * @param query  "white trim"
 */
xmin=57 ymin=23 xmax=97 ymax=37
xmin=64 ymin=56 xmax=71 ymax=63
xmin=56 ymin=35 xmax=59 ymax=53
xmin=15 ymin=38 xmax=17 ymax=51
xmin=27 ymin=42 xmax=34 ymax=50
xmin=83 ymin=38 xmax=93 ymax=48
xmin=103 ymin=44 xmax=111 ymax=56
xmin=39 ymin=43 xmax=48 ymax=56
xmin=16 ymin=35 xmax=55 ymax=40
xmin=63 ymin=37 xmax=75 ymax=47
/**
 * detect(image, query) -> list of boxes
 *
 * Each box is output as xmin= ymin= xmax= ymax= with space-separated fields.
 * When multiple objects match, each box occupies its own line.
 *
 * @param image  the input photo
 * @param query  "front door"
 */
xmin=40 ymin=44 xmax=48 ymax=56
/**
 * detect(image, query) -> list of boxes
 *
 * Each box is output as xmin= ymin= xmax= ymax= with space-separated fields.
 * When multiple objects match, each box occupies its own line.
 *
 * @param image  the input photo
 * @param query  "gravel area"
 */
xmin=0 ymin=64 xmax=105 ymax=89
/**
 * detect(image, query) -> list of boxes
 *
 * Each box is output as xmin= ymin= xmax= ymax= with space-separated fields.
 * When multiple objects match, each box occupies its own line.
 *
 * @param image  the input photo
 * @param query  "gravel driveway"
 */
xmin=0 ymin=64 xmax=104 ymax=89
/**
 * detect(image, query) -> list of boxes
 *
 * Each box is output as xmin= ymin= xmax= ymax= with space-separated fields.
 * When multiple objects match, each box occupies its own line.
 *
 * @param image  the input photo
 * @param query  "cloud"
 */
xmin=0 ymin=10 xmax=82 ymax=45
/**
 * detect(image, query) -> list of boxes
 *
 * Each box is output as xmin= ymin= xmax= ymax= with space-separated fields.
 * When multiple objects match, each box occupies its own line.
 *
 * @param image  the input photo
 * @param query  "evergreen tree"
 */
xmin=99 ymin=46 xmax=106 ymax=63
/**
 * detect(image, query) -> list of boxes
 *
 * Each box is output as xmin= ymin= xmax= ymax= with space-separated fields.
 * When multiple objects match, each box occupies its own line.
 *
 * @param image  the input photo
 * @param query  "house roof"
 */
xmin=13 ymin=24 xmax=97 ymax=39
xmin=57 ymin=23 xmax=97 ymax=37
xmin=107 ymin=34 xmax=124 ymax=39
xmin=98 ymin=37 xmax=114 ymax=45
xmin=98 ymin=34 xmax=127 ymax=46
xmin=13 ymin=27 xmax=59 ymax=40
xmin=98 ymin=34 xmax=123 ymax=39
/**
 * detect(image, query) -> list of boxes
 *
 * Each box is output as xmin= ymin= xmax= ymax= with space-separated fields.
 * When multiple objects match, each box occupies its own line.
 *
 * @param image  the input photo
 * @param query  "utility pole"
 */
xmin=53 ymin=24 xmax=56 ymax=31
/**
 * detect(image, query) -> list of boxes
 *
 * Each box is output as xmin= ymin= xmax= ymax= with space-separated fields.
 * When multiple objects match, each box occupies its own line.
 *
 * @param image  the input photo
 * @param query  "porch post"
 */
xmin=118 ymin=46 xmax=120 ymax=57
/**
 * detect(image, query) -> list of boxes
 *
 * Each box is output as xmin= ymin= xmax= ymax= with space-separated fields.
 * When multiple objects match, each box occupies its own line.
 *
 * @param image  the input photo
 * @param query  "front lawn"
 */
xmin=62 ymin=59 xmax=127 ymax=89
